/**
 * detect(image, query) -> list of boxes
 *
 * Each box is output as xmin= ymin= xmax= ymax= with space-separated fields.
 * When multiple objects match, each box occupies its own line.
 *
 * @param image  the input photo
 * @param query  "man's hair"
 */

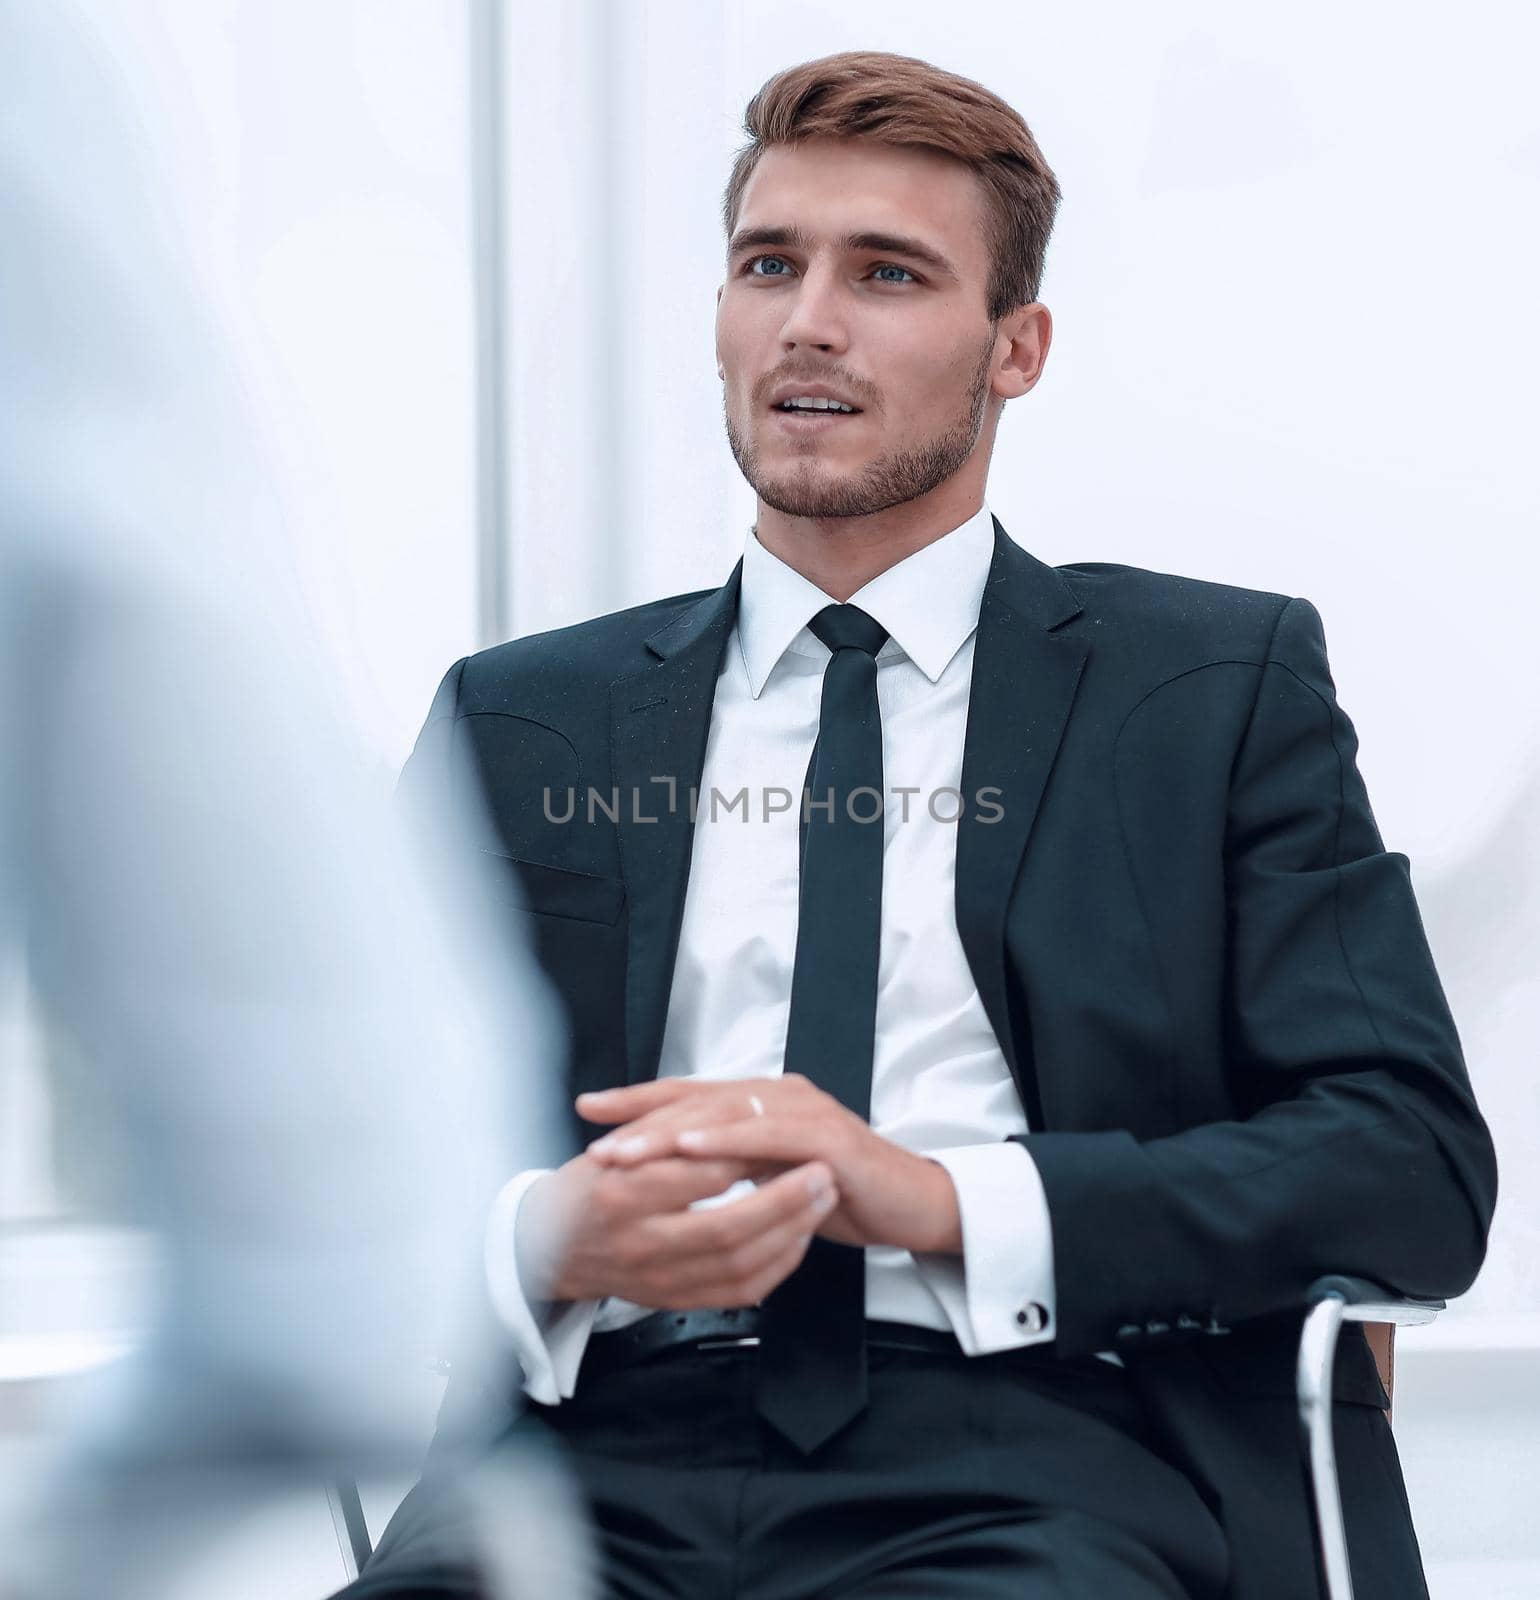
xmin=722 ymin=50 xmax=1061 ymax=324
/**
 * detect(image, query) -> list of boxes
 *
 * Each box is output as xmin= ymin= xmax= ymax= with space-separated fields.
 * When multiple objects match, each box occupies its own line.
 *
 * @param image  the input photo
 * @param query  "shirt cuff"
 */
xmin=910 ymin=1141 xmax=1057 ymax=1355
xmin=484 ymin=1168 xmax=601 ymax=1406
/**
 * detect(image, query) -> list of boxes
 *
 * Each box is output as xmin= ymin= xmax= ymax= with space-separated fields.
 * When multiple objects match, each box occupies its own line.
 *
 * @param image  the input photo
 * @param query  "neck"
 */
xmin=752 ymin=487 xmax=985 ymax=602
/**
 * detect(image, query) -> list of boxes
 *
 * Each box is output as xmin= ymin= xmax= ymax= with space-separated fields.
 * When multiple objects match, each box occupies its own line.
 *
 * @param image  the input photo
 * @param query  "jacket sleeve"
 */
xmin=1011 ymin=596 xmax=1499 ymax=1359
xmin=393 ymin=654 xmax=581 ymax=1400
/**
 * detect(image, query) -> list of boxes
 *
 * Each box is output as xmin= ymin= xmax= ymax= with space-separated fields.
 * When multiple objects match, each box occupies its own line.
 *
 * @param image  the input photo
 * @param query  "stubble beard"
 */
xmin=723 ymin=333 xmax=997 ymax=522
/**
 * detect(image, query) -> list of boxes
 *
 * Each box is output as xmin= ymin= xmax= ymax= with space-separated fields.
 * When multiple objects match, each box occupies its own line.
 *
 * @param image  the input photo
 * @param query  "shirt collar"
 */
xmin=736 ymin=500 xmax=997 ymax=700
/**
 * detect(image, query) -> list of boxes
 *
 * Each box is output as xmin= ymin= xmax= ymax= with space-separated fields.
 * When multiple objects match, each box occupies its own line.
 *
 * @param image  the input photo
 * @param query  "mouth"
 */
xmin=769 ymin=404 xmax=865 ymax=431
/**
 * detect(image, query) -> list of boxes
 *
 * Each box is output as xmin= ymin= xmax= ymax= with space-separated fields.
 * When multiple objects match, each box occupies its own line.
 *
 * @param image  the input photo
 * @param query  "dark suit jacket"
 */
xmin=402 ymin=515 xmax=1497 ymax=1600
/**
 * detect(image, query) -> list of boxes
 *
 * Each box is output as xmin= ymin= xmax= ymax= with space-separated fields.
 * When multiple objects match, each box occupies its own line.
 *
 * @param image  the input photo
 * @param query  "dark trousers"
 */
xmin=336 ymin=1337 xmax=1231 ymax=1600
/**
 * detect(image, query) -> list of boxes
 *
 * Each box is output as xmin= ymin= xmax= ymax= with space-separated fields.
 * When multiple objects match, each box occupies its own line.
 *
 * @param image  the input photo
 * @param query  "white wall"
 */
xmin=69 ymin=0 xmax=484 ymax=771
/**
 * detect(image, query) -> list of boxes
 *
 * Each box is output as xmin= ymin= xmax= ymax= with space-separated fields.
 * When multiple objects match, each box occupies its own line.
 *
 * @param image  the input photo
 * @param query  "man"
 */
xmin=352 ymin=49 xmax=1496 ymax=1600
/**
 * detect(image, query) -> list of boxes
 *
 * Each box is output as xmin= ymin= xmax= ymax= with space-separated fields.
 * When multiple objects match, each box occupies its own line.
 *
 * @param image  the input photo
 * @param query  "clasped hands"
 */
xmin=519 ymin=1075 xmax=960 ymax=1309
xmin=577 ymin=1074 xmax=960 ymax=1258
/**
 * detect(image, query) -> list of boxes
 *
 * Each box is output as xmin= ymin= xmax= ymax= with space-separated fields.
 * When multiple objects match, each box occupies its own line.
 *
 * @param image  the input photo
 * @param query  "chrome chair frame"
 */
xmin=325 ymin=1478 xmax=373 ymax=1583
xmin=1298 ymin=1274 xmax=1444 ymax=1600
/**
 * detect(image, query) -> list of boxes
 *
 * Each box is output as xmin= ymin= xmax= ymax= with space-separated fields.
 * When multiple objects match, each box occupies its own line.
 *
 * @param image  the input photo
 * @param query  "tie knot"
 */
xmin=807 ymin=603 xmax=889 ymax=659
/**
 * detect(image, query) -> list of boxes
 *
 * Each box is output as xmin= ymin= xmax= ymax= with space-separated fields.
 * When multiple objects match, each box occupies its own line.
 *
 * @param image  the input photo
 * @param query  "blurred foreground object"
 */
xmin=0 ymin=3 xmax=589 ymax=1595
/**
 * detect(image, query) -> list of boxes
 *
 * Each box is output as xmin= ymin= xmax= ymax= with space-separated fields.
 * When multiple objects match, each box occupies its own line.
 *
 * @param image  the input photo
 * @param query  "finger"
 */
xmin=615 ymin=1155 xmax=745 ymax=1206
xmin=674 ymin=1115 xmax=827 ymax=1167
xmin=574 ymin=1080 xmax=694 ymax=1125
xmin=668 ymin=1176 xmax=836 ymax=1302
xmin=588 ymin=1103 xmax=735 ymax=1164
xmin=585 ymin=1105 xmax=696 ymax=1163
xmin=587 ymin=1086 xmax=780 ymax=1164
xmin=646 ymin=1160 xmax=834 ymax=1262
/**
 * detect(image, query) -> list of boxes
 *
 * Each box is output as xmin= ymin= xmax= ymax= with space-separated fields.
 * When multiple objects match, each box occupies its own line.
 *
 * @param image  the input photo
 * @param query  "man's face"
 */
xmin=715 ymin=137 xmax=1007 ymax=521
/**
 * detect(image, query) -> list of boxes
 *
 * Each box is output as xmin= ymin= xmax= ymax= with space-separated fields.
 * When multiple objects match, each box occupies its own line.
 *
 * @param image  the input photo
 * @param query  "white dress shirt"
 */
xmin=487 ymin=500 xmax=1120 ymax=1406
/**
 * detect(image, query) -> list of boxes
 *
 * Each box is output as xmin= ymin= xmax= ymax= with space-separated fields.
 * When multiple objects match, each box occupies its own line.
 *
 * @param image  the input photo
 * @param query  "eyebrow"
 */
xmin=726 ymin=224 xmax=959 ymax=283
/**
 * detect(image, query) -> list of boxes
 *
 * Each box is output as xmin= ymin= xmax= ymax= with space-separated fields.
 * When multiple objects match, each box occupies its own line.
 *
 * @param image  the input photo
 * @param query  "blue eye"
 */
xmin=746 ymin=255 xmax=792 ymax=278
xmin=742 ymin=255 xmax=916 ymax=285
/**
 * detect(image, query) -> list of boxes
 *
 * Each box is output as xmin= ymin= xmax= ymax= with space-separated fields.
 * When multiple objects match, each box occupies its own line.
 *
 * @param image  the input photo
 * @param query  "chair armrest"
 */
xmin=1297 ymin=1275 xmax=1445 ymax=1600
xmin=1304 ymin=1273 xmax=1445 ymax=1326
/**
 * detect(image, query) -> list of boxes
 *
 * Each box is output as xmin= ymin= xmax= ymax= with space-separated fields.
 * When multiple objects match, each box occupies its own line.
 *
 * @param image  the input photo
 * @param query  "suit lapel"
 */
xmin=955 ymin=516 xmax=1088 ymax=1124
xmin=606 ymin=516 xmax=1090 ymax=1113
xmin=610 ymin=559 xmax=742 ymax=1086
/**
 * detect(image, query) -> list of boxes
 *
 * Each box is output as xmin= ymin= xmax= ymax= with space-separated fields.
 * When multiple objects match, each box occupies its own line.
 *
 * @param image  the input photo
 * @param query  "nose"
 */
xmin=777 ymin=265 xmax=848 ymax=357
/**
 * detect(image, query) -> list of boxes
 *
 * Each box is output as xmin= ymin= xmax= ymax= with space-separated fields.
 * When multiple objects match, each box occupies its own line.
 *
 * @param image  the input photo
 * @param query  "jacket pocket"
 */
xmin=481 ymin=850 xmax=626 ymax=926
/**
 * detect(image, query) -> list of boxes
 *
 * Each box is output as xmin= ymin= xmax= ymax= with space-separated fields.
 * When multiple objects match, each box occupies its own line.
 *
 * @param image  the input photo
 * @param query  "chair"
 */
xmin=1299 ymin=1273 xmax=1444 ymax=1600
xmin=325 ymin=1478 xmax=373 ymax=1584
xmin=325 ymin=1274 xmax=1447 ymax=1596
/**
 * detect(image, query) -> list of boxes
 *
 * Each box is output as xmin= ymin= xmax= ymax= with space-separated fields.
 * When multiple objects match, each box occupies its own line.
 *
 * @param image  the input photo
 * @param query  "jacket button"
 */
xmin=1015 ymin=1302 xmax=1048 ymax=1333
xmin=1145 ymin=1320 xmax=1171 ymax=1337
xmin=1116 ymin=1323 xmax=1143 ymax=1342
xmin=1175 ymin=1314 xmax=1203 ymax=1331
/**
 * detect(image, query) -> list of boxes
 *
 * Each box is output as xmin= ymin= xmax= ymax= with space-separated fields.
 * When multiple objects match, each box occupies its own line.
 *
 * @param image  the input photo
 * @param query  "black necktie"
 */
xmin=754 ymin=601 xmax=889 ymax=1456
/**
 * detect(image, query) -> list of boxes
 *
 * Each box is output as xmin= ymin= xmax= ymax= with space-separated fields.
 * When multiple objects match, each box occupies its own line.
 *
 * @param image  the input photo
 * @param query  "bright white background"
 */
xmin=1 ymin=3 xmax=1536 ymax=1595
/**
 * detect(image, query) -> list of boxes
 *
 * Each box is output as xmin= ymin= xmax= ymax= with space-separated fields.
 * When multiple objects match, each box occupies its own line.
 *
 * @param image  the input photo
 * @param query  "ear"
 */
xmin=997 ymin=302 xmax=1053 ymax=399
